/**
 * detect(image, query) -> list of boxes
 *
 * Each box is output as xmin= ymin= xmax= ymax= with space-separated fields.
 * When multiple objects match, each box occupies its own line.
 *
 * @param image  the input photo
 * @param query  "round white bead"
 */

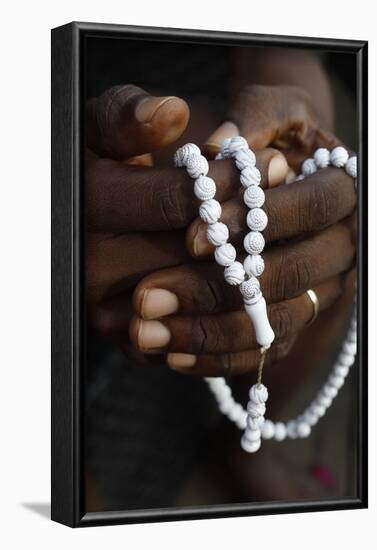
xmin=322 ymin=384 xmax=338 ymax=399
xmin=297 ymin=422 xmax=311 ymax=438
xmin=345 ymin=156 xmax=357 ymax=179
xmin=243 ymin=254 xmax=265 ymax=277
xmin=219 ymin=400 xmax=234 ymax=414
xmin=338 ymin=352 xmax=355 ymax=368
xmin=303 ymin=410 xmax=319 ymax=426
xmin=274 ymin=422 xmax=287 ymax=441
xmin=194 ymin=175 xmax=216 ymax=200
xmin=229 ymin=403 xmax=246 ymax=423
xmin=199 ymin=199 xmax=221 ymax=223
xmin=186 ymin=154 xmax=209 ymax=178
xmin=328 ymin=374 xmax=345 ymax=390
xmin=310 ymin=403 xmax=326 ymax=417
xmin=313 ymin=148 xmax=330 ymax=168
xmin=206 ymin=222 xmax=229 ymax=246
xmin=317 ymin=394 xmax=332 ymax=408
xmin=244 ymin=428 xmax=261 ymax=442
xmin=174 ymin=143 xmax=201 ymax=167
xmin=240 ymin=276 xmax=261 ymax=300
xmin=214 ymin=243 xmax=237 ymax=267
xmin=247 ymin=401 xmax=266 ymax=418
xmin=236 ymin=410 xmax=248 ymax=430
xmin=240 ymin=166 xmax=261 ymax=188
xmin=247 ymin=415 xmax=265 ymax=430
xmin=334 ymin=364 xmax=350 ymax=378
xmin=235 ymin=148 xmax=256 ymax=170
xmin=243 ymin=185 xmax=265 ymax=209
xmin=220 ymin=138 xmax=232 ymax=159
xmin=286 ymin=420 xmax=298 ymax=439
xmin=330 ymin=146 xmax=349 ymax=168
xmin=244 ymin=231 xmax=265 ymax=255
xmin=224 ymin=261 xmax=245 ymax=285
xmin=343 ymin=341 xmax=357 ymax=356
xmin=302 ymin=158 xmax=317 ymax=176
xmin=261 ymin=420 xmax=275 ymax=439
xmin=241 ymin=436 xmax=261 ymax=453
xmin=228 ymin=136 xmax=248 ymax=156
xmin=214 ymin=384 xmax=232 ymax=399
xmin=246 ymin=208 xmax=268 ymax=232
xmin=249 ymin=383 xmax=268 ymax=404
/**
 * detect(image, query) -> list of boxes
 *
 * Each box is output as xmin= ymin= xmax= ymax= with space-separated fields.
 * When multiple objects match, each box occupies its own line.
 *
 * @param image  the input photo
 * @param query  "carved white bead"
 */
xmin=240 ymin=166 xmax=261 ymax=188
xmin=194 ymin=175 xmax=216 ymax=200
xmin=345 ymin=156 xmax=357 ymax=179
xmin=243 ymin=185 xmax=265 ymax=209
xmin=247 ymin=415 xmax=265 ymax=430
xmin=249 ymin=383 xmax=268 ymax=404
xmin=243 ymin=254 xmax=265 ymax=278
xmin=206 ymin=222 xmax=229 ymax=246
xmin=274 ymin=422 xmax=287 ymax=441
xmin=214 ymin=243 xmax=237 ymax=267
xmin=286 ymin=420 xmax=298 ymax=439
xmin=328 ymin=374 xmax=345 ymax=390
xmin=261 ymin=419 xmax=275 ymax=439
xmin=224 ymin=261 xmax=245 ymax=285
xmin=313 ymin=148 xmax=330 ymax=168
xmin=229 ymin=136 xmax=249 ymax=156
xmin=241 ymin=436 xmax=261 ymax=453
xmin=186 ymin=154 xmax=209 ymax=178
xmin=235 ymin=148 xmax=256 ymax=170
xmin=199 ymin=199 xmax=221 ymax=223
xmin=243 ymin=295 xmax=275 ymax=348
xmin=247 ymin=401 xmax=266 ymax=418
xmin=240 ymin=276 xmax=261 ymax=300
xmin=330 ymin=146 xmax=349 ymax=168
xmin=297 ymin=422 xmax=311 ymax=438
xmin=302 ymin=158 xmax=317 ymax=176
xmin=220 ymin=138 xmax=232 ymax=158
xmin=174 ymin=143 xmax=201 ymax=167
xmin=244 ymin=428 xmax=261 ymax=442
xmin=246 ymin=208 xmax=268 ymax=232
xmin=244 ymin=231 xmax=265 ymax=255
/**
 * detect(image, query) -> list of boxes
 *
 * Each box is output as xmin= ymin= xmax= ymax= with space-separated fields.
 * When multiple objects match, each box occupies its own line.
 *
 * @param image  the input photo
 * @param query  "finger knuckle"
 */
xmin=191 ymin=316 xmax=220 ymax=354
xmin=271 ymin=302 xmax=294 ymax=342
xmin=155 ymin=169 xmax=194 ymax=228
xmin=270 ymin=249 xmax=311 ymax=301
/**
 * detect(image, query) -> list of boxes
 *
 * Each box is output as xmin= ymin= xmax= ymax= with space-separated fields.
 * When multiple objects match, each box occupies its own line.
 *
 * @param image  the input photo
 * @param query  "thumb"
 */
xmin=87 ymin=84 xmax=190 ymax=160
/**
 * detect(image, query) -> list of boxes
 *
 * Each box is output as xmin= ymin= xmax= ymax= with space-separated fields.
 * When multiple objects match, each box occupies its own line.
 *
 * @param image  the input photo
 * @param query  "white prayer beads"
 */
xmin=174 ymin=141 xmax=358 ymax=455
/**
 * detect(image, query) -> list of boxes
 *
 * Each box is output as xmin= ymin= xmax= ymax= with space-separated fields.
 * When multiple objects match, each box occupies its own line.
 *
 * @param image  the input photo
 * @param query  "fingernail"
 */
xmin=192 ymin=222 xmax=213 ymax=256
xmin=135 ymin=96 xmax=177 ymax=123
xmin=141 ymin=289 xmax=179 ymax=320
xmin=138 ymin=320 xmax=171 ymax=350
xmin=205 ymin=121 xmax=240 ymax=157
xmin=167 ymin=353 xmax=197 ymax=369
xmin=268 ymin=154 xmax=289 ymax=187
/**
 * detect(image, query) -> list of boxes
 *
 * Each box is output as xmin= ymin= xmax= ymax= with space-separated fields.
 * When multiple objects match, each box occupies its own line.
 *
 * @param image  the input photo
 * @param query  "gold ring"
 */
xmin=306 ymin=289 xmax=319 ymax=326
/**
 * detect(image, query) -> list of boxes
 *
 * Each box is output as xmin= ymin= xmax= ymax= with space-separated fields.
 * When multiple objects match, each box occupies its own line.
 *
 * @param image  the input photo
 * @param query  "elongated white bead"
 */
xmin=314 ymin=148 xmax=330 ymax=168
xmin=240 ymin=166 xmax=261 ymax=188
xmin=199 ymin=199 xmax=221 ymax=223
xmin=247 ymin=415 xmax=265 ymax=430
xmin=235 ymin=148 xmax=256 ymax=170
xmin=244 ymin=428 xmax=261 ymax=442
xmin=174 ymin=143 xmax=201 ymax=167
xmin=243 ymin=185 xmax=265 ymax=209
xmin=239 ymin=276 xmax=261 ymax=300
xmin=330 ymin=146 xmax=349 ymax=168
xmin=244 ymin=254 xmax=265 ymax=277
xmin=302 ymin=158 xmax=317 ymax=176
xmin=345 ymin=156 xmax=357 ymax=179
xmin=194 ymin=175 xmax=216 ymax=200
xmin=186 ymin=154 xmax=209 ymax=178
xmin=243 ymin=294 xmax=275 ymax=347
xmin=214 ymin=243 xmax=237 ymax=267
xmin=244 ymin=231 xmax=265 ymax=255
xmin=246 ymin=208 xmax=268 ymax=232
xmin=224 ymin=261 xmax=245 ymax=285
xmin=206 ymin=222 xmax=229 ymax=246
xmin=262 ymin=420 xmax=275 ymax=439
xmin=274 ymin=422 xmax=287 ymax=441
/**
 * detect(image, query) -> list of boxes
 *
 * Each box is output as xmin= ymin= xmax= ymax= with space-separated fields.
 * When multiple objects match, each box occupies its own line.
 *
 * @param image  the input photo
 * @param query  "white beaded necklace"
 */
xmin=174 ymin=138 xmax=357 ymax=453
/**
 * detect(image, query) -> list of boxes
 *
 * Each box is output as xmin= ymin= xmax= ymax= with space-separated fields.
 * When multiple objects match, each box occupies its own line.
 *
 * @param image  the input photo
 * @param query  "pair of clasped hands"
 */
xmin=86 ymin=84 xmax=356 ymax=377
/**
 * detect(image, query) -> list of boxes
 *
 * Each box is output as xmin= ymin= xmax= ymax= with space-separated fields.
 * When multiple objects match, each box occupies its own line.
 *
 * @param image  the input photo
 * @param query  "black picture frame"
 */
xmin=51 ymin=21 xmax=368 ymax=528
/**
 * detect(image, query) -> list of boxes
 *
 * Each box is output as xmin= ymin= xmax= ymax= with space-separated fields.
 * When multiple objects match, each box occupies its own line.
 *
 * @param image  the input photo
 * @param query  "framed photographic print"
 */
xmin=51 ymin=21 xmax=368 ymax=527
